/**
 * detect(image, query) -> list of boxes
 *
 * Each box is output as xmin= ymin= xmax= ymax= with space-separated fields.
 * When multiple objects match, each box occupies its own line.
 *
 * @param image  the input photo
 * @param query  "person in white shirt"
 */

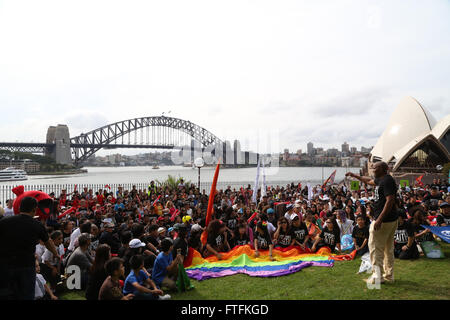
xmin=186 ymin=205 xmax=193 ymax=217
xmin=68 ymin=227 xmax=81 ymax=252
xmin=34 ymin=259 xmax=58 ymax=300
xmin=35 ymin=240 xmax=46 ymax=264
xmin=3 ymin=199 xmax=14 ymax=217
xmin=68 ymin=220 xmax=91 ymax=252
xmin=284 ymin=204 xmax=295 ymax=222
xmin=336 ymin=210 xmax=354 ymax=236
xmin=42 ymin=231 xmax=63 ymax=291
xmin=360 ymin=191 xmax=369 ymax=203
xmin=351 ymin=192 xmax=360 ymax=204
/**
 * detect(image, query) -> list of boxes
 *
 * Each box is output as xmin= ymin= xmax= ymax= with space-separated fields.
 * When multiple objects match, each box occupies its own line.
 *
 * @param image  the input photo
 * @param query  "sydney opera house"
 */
xmin=366 ymin=96 xmax=450 ymax=184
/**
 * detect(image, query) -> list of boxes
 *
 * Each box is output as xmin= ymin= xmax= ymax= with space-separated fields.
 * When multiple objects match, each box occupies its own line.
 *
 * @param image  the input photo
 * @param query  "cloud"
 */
xmin=423 ymin=96 xmax=450 ymax=120
xmin=65 ymin=112 xmax=109 ymax=136
xmin=0 ymin=0 xmax=449 ymax=156
xmin=311 ymin=87 xmax=392 ymax=118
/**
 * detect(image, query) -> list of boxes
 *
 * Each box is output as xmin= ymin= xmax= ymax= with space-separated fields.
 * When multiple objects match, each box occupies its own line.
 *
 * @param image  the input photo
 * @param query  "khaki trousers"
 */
xmin=368 ymin=219 xmax=398 ymax=281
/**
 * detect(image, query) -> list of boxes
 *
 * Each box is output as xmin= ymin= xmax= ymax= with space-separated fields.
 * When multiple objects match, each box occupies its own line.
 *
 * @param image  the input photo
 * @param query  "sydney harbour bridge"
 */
xmin=0 ymin=116 xmax=269 ymax=167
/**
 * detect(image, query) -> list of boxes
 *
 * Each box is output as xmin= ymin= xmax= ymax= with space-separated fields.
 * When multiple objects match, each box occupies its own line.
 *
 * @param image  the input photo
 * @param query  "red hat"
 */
xmin=157 ymin=216 xmax=165 ymax=222
xmin=12 ymin=186 xmax=54 ymax=220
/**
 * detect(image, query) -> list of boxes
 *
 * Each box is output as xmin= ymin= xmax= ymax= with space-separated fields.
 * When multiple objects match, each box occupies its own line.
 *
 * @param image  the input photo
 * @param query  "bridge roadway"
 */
xmin=0 ymin=141 xmax=209 ymax=151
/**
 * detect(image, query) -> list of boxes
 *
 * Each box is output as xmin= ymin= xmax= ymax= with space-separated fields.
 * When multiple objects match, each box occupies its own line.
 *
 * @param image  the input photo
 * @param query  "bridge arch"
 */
xmin=70 ymin=116 xmax=224 ymax=165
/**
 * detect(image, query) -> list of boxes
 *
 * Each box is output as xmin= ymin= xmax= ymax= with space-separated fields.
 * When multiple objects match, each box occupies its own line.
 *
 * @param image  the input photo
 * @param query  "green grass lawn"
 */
xmin=60 ymin=243 xmax=450 ymax=300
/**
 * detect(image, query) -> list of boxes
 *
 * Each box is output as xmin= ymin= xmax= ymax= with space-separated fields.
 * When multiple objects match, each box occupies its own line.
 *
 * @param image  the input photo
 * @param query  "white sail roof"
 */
xmin=390 ymin=133 xmax=449 ymax=171
xmin=370 ymin=96 xmax=437 ymax=162
xmin=431 ymin=114 xmax=450 ymax=140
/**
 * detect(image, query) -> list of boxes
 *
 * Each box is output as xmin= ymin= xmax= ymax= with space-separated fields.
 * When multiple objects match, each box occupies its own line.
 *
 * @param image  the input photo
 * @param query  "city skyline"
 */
xmin=1 ymin=1 xmax=449 ymax=157
xmin=84 ymin=139 xmax=374 ymax=159
xmin=88 ymin=139 xmax=372 ymax=162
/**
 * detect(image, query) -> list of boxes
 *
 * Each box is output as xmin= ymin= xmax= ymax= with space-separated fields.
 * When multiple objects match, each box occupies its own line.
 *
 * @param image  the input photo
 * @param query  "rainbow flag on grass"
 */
xmin=183 ymin=245 xmax=355 ymax=281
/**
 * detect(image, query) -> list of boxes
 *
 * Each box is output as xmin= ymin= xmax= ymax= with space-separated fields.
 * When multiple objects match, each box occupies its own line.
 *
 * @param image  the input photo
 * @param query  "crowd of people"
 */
xmin=0 ymin=175 xmax=449 ymax=300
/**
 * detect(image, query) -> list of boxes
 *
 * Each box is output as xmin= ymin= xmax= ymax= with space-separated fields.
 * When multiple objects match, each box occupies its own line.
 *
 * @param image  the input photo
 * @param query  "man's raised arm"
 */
xmin=345 ymin=172 xmax=376 ymax=186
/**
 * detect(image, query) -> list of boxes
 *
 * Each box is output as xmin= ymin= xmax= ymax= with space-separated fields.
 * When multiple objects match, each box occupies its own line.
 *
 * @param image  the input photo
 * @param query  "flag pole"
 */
xmin=200 ymin=159 xmax=221 ymax=245
xmin=252 ymin=156 xmax=261 ymax=204
xmin=322 ymin=166 xmax=324 ymax=182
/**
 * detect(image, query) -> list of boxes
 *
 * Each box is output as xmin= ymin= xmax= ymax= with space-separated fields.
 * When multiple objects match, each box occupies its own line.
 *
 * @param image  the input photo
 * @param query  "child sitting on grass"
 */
xmin=123 ymin=255 xmax=171 ymax=300
xmin=41 ymin=230 xmax=63 ymax=292
xmin=352 ymin=215 xmax=369 ymax=256
xmin=152 ymin=238 xmax=183 ymax=292
xmin=35 ymin=259 xmax=58 ymax=300
xmin=98 ymin=257 xmax=134 ymax=300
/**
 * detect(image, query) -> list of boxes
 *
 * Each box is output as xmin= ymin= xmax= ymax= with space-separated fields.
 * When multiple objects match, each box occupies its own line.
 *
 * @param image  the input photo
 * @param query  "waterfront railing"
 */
xmin=0 ymin=180 xmax=313 ymax=205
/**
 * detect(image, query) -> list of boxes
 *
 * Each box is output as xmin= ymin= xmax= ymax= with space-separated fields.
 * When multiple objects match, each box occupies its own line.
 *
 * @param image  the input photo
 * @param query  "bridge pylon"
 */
xmin=46 ymin=125 xmax=72 ymax=165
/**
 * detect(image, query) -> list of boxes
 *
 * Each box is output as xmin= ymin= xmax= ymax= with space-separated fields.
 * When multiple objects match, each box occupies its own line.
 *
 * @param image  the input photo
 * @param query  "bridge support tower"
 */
xmin=46 ymin=125 xmax=72 ymax=165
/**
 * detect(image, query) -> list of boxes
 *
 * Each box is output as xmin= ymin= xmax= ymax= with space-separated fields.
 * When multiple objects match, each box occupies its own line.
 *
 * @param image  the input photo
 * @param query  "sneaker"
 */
xmin=158 ymin=294 xmax=171 ymax=300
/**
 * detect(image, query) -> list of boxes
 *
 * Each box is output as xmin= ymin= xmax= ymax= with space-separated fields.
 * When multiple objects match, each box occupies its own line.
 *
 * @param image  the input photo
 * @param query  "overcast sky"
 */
xmin=1 ymin=0 xmax=449 ymax=156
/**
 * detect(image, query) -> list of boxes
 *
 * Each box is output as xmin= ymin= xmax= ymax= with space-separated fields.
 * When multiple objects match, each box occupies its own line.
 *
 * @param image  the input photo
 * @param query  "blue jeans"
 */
xmin=356 ymin=246 xmax=369 ymax=256
xmin=0 ymin=265 xmax=36 ymax=300
xmin=133 ymin=291 xmax=158 ymax=300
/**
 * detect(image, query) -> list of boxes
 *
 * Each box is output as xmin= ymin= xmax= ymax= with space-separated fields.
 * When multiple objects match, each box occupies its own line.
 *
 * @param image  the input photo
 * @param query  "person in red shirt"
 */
xmin=97 ymin=189 xmax=105 ymax=206
xmin=59 ymin=189 xmax=67 ymax=207
xmin=72 ymin=195 xmax=80 ymax=208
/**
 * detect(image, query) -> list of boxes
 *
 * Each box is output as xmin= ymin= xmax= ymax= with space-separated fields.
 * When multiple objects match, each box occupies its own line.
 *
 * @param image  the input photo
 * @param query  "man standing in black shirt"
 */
xmin=347 ymin=161 xmax=398 ymax=284
xmin=0 ymin=197 xmax=59 ymax=300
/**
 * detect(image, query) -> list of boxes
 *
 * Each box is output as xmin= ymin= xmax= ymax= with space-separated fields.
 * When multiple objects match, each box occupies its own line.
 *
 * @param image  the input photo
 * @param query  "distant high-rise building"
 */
xmin=307 ymin=142 xmax=314 ymax=155
xmin=341 ymin=142 xmax=349 ymax=154
xmin=297 ymin=149 xmax=302 ymax=155
xmin=327 ymin=148 xmax=339 ymax=157
xmin=350 ymin=147 xmax=357 ymax=154
xmin=283 ymin=149 xmax=290 ymax=161
xmin=361 ymin=146 xmax=373 ymax=153
xmin=233 ymin=139 xmax=244 ymax=164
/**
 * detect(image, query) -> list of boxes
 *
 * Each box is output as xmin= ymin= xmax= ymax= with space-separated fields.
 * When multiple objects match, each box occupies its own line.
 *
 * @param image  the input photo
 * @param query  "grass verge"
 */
xmin=60 ymin=243 xmax=450 ymax=300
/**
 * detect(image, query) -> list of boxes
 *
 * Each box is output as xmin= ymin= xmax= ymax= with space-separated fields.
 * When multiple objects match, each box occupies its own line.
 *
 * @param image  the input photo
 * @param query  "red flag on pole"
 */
xmin=321 ymin=170 xmax=336 ymax=191
xmin=415 ymin=175 xmax=424 ymax=187
xmin=201 ymin=160 xmax=221 ymax=245
xmin=152 ymin=195 xmax=161 ymax=207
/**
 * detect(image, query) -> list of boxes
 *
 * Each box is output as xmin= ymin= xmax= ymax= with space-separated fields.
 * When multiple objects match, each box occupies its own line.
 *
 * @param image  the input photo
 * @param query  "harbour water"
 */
xmin=0 ymin=165 xmax=361 ymax=205
xmin=0 ymin=166 xmax=360 ymax=186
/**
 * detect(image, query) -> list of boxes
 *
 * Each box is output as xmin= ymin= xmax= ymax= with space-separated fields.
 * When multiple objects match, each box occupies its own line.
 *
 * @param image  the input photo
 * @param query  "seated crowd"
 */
xmin=1 ymin=178 xmax=449 ymax=300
